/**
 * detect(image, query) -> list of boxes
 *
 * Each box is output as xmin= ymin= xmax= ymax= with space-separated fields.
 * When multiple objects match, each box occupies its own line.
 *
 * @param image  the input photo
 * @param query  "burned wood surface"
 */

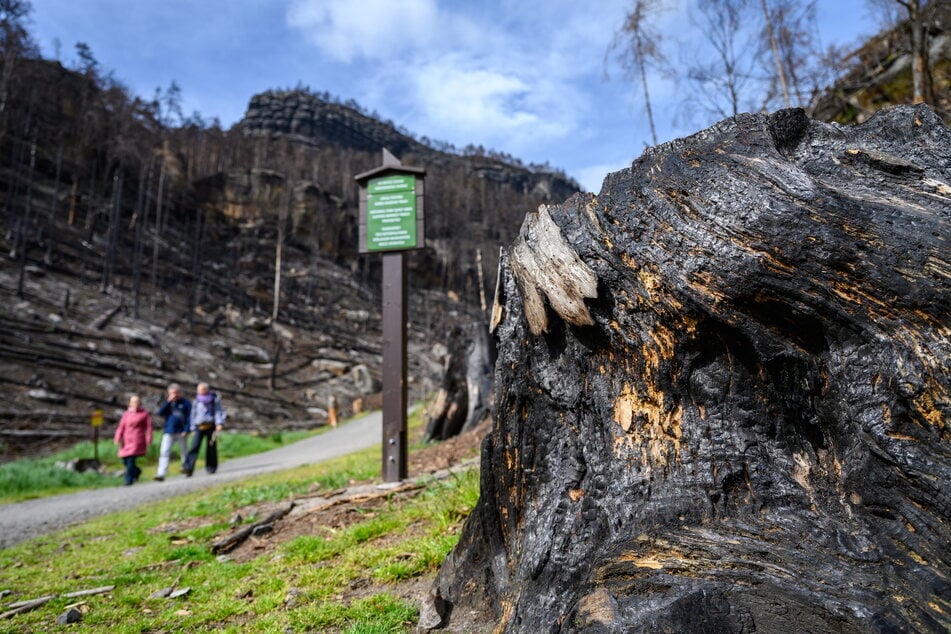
xmin=423 ymin=322 xmax=495 ymax=442
xmin=428 ymin=105 xmax=950 ymax=632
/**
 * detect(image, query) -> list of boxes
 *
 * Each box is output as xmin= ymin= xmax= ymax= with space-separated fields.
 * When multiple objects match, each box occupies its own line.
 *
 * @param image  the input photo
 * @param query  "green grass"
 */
xmin=0 ymin=429 xmax=321 ymax=504
xmin=0 ymin=411 xmax=480 ymax=632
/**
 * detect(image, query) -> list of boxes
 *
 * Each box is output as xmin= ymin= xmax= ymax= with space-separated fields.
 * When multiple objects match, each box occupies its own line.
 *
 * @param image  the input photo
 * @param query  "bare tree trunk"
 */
xmin=268 ymin=343 xmax=281 ymax=392
xmin=476 ymin=247 xmax=487 ymax=314
xmin=0 ymin=28 xmax=20 ymax=146
xmin=15 ymin=134 xmax=36 ymax=298
xmin=84 ymin=158 xmax=97 ymax=234
xmin=899 ymin=0 xmax=933 ymax=105
xmin=272 ymin=180 xmax=291 ymax=324
xmin=3 ymin=134 xmax=24 ymax=230
xmin=67 ymin=177 xmax=78 ymax=226
xmin=101 ymin=169 xmax=123 ymax=293
xmin=187 ymin=206 xmax=205 ymax=333
xmin=637 ymin=44 xmax=659 ymax=145
xmin=132 ymin=159 xmax=153 ymax=319
xmin=150 ymin=158 xmax=167 ymax=312
xmin=761 ymin=0 xmax=791 ymax=107
xmin=49 ymin=143 xmax=63 ymax=221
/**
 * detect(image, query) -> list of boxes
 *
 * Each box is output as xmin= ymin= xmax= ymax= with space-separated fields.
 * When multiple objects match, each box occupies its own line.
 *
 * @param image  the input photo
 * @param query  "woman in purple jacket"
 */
xmin=114 ymin=395 xmax=153 ymax=485
xmin=182 ymin=383 xmax=226 ymax=476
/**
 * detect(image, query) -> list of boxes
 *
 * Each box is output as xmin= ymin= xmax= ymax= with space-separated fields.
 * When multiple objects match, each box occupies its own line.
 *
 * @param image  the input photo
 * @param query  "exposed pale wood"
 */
xmin=489 ymin=247 xmax=505 ymax=334
xmin=61 ymin=585 xmax=114 ymax=599
xmin=0 ymin=595 xmax=56 ymax=618
xmin=509 ymin=205 xmax=597 ymax=335
xmin=0 ymin=586 xmax=112 ymax=619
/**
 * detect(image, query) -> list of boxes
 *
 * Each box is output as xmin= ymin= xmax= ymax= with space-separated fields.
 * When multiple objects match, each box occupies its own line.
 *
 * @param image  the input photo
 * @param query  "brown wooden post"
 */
xmin=355 ymin=149 xmax=425 ymax=483
xmin=381 ymin=251 xmax=407 ymax=481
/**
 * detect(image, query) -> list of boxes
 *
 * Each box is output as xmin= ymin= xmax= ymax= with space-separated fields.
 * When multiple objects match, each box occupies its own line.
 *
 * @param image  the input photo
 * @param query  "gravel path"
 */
xmin=0 ymin=411 xmax=383 ymax=549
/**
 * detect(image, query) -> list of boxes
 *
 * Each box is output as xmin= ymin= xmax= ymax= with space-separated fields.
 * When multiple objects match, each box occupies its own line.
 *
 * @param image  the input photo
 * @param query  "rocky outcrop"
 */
xmin=242 ymin=90 xmax=426 ymax=156
xmin=427 ymin=105 xmax=950 ymax=632
xmin=239 ymin=89 xmax=580 ymax=202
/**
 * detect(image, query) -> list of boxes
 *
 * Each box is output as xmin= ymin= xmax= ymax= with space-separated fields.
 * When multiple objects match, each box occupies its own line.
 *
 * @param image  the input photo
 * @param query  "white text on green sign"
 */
xmin=367 ymin=175 xmax=417 ymax=250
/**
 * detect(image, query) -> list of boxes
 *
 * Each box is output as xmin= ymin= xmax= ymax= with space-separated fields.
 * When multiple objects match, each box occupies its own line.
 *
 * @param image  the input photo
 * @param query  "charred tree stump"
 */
xmin=424 ymin=322 xmax=496 ymax=442
xmin=428 ymin=106 xmax=950 ymax=632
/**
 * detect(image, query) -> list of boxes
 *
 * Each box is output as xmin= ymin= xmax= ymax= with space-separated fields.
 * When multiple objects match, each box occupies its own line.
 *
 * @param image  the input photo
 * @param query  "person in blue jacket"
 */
xmin=153 ymin=383 xmax=191 ymax=481
xmin=182 ymin=382 xmax=227 ymax=476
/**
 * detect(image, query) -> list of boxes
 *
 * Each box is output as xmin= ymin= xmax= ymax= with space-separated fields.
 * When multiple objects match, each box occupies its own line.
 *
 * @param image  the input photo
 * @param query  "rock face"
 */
xmin=429 ymin=105 xmax=950 ymax=632
xmin=239 ymin=90 xmax=580 ymax=204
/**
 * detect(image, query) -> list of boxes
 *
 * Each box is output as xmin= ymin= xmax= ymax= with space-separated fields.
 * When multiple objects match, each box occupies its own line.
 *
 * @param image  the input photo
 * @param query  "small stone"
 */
xmin=231 ymin=344 xmax=270 ymax=363
xmin=118 ymin=327 xmax=156 ymax=347
xmin=56 ymin=608 xmax=82 ymax=625
xmin=26 ymin=389 xmax=66 ymax=404
xmin=418 ymin=587 xmax=447 ymax=630
xmin=284 ymin=587 xmax=302 ymax=608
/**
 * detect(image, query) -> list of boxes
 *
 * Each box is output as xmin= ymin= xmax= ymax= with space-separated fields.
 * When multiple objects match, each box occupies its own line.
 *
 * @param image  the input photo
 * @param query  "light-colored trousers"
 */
xmin=156 ymin=432 xmax=189 ymax=477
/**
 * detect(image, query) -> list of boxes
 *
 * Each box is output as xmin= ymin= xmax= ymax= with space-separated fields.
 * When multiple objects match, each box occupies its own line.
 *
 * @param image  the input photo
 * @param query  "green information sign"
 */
xmin=366 ymin=175 xmax=417 ymax=251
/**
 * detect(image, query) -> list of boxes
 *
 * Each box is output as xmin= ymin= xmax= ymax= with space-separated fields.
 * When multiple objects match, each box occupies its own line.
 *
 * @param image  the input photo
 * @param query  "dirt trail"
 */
xmin=0 ymin=411 xmax=382 ymax=549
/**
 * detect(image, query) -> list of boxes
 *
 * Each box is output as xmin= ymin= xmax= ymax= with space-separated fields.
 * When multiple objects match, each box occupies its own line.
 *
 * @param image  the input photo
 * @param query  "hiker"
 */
xmin=154 ymin=383 xmax=191 ymax=481
xmin=114 ymin=394 xmax=153 ymax=486
xmin=182 ymin=382 xmax=226 ymax=476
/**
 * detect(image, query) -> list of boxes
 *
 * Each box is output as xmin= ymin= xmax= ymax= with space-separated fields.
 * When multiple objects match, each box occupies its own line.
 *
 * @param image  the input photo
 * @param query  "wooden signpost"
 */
xmin=91 ymin=409 xmax=104 ymax=461
xmin=355 ymin=149 xmax=426 ymax=482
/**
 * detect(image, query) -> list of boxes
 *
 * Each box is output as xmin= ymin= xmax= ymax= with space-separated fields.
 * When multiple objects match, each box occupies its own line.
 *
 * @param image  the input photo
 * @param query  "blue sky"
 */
xmin=29 ymin=0 xmax=877 ymax=192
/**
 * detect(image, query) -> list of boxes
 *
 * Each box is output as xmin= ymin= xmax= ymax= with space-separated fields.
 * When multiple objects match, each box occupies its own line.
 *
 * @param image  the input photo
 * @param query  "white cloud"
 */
xmin=404 ymin=55 xmax=577 ymax=151
xmin=286 ymin=0 xmax=439 ymax=63
xmin=285 ymin=0 xmax=635 ymax=168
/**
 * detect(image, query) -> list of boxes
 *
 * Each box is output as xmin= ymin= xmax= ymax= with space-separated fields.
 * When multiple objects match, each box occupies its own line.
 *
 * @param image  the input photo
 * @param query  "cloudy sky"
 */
xmin=29 ymin=0 xmax=878 ymax=192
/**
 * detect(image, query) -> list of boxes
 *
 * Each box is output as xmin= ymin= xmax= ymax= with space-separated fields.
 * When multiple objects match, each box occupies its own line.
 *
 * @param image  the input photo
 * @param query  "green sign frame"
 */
xmin=355 ymin=151 xmax=426 ymax=255
xmin=366 ymin=175 xmax=417 ymax=251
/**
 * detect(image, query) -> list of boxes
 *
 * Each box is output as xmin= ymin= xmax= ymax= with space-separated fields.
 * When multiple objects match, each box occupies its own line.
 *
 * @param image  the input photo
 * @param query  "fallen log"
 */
xmin=89 ymin=304 xmax=123 ymax=330
xmin=427 ymin=106 xmax=951 ymax=632
xmin=0 ymin=585 xmax=113 ymax=619
xmin=211 ymin=502 xmax=295 ymax=554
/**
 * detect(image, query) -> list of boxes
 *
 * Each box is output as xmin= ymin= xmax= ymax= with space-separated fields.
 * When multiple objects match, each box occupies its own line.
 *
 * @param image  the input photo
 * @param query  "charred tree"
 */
xmin=427 ymin=105 xmax=951 ymax=632
xmin=423 ymin=322 xmax=495 ymax=442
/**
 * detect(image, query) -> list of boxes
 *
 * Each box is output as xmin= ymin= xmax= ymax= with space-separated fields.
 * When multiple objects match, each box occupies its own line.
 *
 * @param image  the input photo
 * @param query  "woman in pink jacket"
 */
xmin=114 ymin=395 xmax=153 ymax=485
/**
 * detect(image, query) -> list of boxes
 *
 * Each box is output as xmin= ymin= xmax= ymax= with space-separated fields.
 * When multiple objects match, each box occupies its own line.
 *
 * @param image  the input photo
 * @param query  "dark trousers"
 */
xmin=122 ymin=456 xmax=141 ymax=485
xmin=183 ymin=427 xmax=218 ymax=473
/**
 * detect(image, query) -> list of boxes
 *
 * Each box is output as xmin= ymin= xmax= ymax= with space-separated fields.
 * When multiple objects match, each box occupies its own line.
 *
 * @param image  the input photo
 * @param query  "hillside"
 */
xmin=0 ymin=47 xmax=579 ymax=459
xmin=811 ymin=1 xmax=950 ymax=123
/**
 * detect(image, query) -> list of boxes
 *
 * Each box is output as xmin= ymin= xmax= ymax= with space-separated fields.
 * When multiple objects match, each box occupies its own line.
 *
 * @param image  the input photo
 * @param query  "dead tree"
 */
xmin=423 ymin=322 xmax=495 ymax=442
xmin=426 ymin=105 xmax=951 ymax=632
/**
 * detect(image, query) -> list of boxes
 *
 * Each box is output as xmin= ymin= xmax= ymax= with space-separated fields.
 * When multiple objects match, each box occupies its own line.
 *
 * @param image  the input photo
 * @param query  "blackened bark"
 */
xmin=423 ymin=322 xmax=495 ymax=442
xmin=14 ymin=133 xmax=36 ymax=297
xmin=100 ymin=169 xmax=122 ymax=292
xmin=429 ymin=105 xmax=951 ymax=632
xmin=131 ymin=158 xmax=153 ymax=319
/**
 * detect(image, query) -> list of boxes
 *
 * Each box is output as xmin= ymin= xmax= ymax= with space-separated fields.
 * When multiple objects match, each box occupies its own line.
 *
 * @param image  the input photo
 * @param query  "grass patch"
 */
xmin=0 ymin=429 xmax=321 ymax=504
xmin=0 ymin=409 xmax=481 ymax=632
xmin=290 ymin=594 xmax=418 ymax=632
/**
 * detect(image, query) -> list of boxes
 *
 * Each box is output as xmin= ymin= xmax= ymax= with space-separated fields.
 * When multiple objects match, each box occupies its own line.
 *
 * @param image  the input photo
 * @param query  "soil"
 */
xmin=167 ymin=418 xmax=493 ymax=632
